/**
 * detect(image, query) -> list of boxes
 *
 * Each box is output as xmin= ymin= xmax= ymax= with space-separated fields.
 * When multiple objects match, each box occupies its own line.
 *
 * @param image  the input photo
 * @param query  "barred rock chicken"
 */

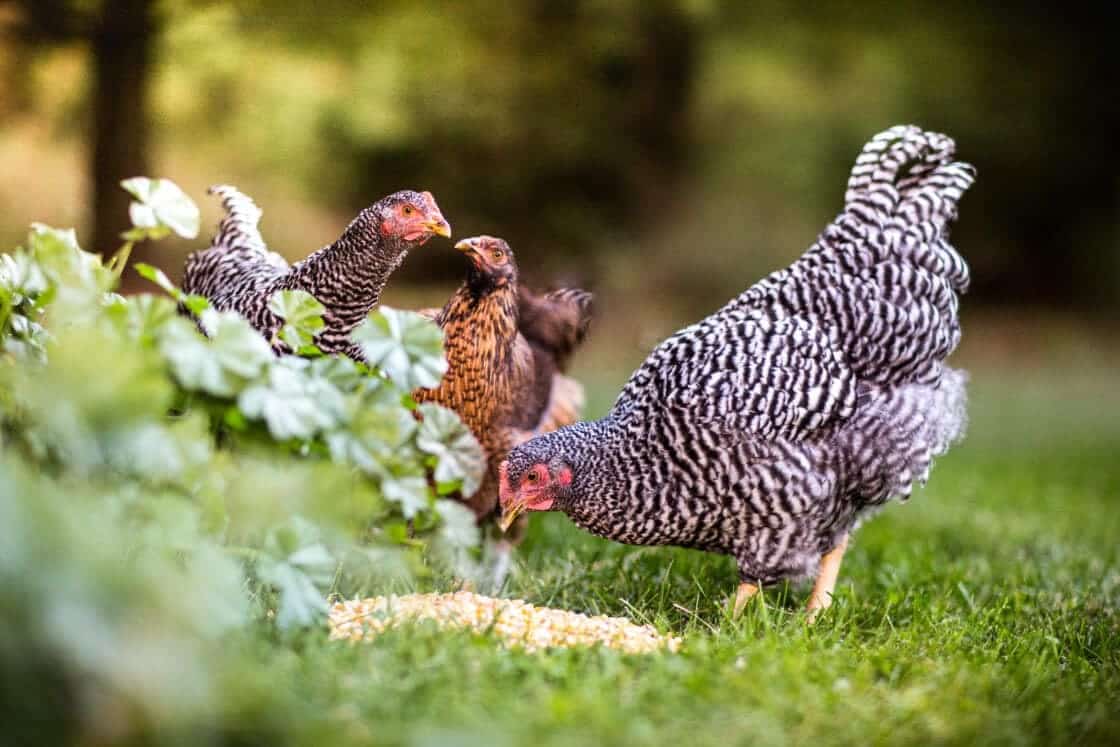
xmin=499 ymin=126 xmax=975 ymax=619
xmin=182 ymin=186 xmax=450 ymax=358
xmin=414 ymin=236 xmax=591 ymax=583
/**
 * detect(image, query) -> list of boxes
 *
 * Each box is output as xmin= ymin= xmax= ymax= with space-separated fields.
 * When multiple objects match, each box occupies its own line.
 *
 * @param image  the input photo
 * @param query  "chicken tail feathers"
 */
xmin=182 ymin=185 xmax=288 ymax=297
xmin=718 ymin=126 xmax=976 ymax=390
xmin=841 ymin=126 xmax=975 ymax=293
xmin=517 ymin=287 xmax=593 ymax=370
xmin=207 ymin=185 xmax=288 ymax=272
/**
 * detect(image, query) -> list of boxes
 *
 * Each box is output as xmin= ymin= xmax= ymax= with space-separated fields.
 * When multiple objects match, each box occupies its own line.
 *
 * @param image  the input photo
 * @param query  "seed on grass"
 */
xmin=328 ymin=591 xmax=682 ymax=654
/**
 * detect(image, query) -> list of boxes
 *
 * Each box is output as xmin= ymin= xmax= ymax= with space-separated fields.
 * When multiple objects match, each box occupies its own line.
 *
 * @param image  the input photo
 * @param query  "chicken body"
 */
xmin=415 ymin=237 xmax=592 ymax=539
xmin=182 ymin=186 xmax=450 ymax=357
xmin=500 ymin=126 xmax=975 ymax=613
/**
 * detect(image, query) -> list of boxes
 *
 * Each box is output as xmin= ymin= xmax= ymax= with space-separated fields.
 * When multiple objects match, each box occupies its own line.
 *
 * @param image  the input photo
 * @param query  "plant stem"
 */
xmin=107 ymin=240 xmax=135 ymax=282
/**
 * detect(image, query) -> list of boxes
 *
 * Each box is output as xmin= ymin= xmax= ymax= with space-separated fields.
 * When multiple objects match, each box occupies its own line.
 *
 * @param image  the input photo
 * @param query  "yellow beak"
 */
xmin=454 ymin=238 xmax=476 ymax=252
xmin=425 ymin=218 xmax=452 ymax=238
xmin=498 ymin=502 xmax=525 ymax=533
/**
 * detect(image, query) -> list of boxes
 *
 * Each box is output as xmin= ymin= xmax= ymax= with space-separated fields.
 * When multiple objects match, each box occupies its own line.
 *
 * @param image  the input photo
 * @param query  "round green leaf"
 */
xmin=350 ymin=306 xmax=447 ymax=390
xmin=238 ymin=358 xmax=345 ymax=440
xmin=159 ymin=312 xmax=272 ymax=397
xmin=415 ymin=403 xmax=485 ymax=496
xmin=381 ymin=474 xmax=432 ymax=519
xmin=121 ymin=178 xmax=201 ymax=239
xmin=269 ymin=290 xmax=326 ymax=350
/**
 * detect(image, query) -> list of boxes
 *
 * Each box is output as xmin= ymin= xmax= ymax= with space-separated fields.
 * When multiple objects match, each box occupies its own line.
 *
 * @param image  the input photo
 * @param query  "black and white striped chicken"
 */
xmin=499 ymin=126 xmax=975 ymax=618
xmin=182 ymin=186 xmax=450 ymax=358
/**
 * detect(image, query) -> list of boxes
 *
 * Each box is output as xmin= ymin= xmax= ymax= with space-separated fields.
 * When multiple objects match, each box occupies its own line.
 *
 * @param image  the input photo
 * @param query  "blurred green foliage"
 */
xmin=0 ymin=1 xmax=1115 ymax=309
xmin=0 ymin=8 xmax=1115 ymax=742
xmin=0 ymin=180 xmax=486 ymax=742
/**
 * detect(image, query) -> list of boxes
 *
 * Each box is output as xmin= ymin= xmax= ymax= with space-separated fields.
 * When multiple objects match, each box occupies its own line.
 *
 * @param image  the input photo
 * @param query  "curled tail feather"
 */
xmin=517 ymin=287 xmax=594 ymax=371
xmin=725 ymin=125 xmax=975 ymax=389
xmin=843 ymin=126 xmax=974 ymax=293
xmin=207 ymin=185 xmax=287 ymax=270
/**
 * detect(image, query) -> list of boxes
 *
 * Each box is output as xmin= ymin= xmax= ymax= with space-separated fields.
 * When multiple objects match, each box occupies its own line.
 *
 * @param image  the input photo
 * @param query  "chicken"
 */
xmin=416 ymin=285 xmax=591 ymax=429
xmin=516 ymin=287 xmax=593 ymax=433
xmin=182 ymin=186 xmax=451 ymax=358
xmin=499 ymin=125 xmax=975 ymax=619
xmin=414 ymin=236 xmax=592 ymax=584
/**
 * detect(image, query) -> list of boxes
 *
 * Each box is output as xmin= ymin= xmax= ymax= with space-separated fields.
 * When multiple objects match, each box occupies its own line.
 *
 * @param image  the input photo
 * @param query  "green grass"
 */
xmin=233 ymin=365 xmax=1119 ymax=747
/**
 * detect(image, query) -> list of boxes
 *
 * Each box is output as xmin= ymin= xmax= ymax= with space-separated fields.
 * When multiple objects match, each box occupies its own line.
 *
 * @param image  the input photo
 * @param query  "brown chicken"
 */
xmin=414 ymin=236 xmax=592 ymax=584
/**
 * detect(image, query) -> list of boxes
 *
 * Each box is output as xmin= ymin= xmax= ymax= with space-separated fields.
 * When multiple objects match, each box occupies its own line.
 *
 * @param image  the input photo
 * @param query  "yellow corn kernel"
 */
xmin=328 ymin=592 xmax=682 ymax=655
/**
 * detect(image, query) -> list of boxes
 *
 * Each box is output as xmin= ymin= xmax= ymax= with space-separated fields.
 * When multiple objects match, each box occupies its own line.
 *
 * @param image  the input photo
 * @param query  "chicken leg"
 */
xmin=732 ymin=582 xmax=760 ymax=617
xmin=806 ymin=533 xmax=849 ymax=622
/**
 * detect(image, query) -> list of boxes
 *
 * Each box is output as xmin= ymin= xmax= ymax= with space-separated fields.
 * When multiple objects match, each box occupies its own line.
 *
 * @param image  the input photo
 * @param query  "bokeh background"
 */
xmin=2 ymin=5 xmax=1120 ymax=744
xmin=1 ymin=0 xmax=1117 ymax=380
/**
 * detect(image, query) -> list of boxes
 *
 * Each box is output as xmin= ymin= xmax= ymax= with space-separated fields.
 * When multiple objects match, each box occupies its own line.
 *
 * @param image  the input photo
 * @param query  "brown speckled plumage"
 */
xmin=414 ymin=236 xmax=592 ymax=528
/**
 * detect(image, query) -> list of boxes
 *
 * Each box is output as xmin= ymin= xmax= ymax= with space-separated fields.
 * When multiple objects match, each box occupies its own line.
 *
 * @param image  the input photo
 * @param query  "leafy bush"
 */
xmin=0 ymin=179 xmax=484 ymax=742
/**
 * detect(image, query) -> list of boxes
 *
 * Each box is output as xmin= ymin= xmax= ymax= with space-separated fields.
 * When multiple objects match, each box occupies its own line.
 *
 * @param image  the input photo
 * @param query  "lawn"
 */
xmin=222 ymin=355 xmax=1120 ymax=747
xmin=4 ymin=235 xmax=1116 ymax=745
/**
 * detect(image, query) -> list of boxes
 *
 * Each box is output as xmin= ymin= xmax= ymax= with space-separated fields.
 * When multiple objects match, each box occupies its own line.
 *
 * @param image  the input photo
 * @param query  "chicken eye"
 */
xmin=491 ymin=249 xmax=504 ymax=260
xmin=526 ymin=471 xmax=539 ymax=484
xmin=402 ymin=205 xmax=414 ymax=216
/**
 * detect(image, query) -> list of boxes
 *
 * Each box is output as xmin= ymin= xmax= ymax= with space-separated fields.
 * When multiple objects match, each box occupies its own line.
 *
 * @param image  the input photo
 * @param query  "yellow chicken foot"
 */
xmin=732 ymin=581 xmax=760 ymax=617
xmin=806 ymin=533 xmax=849 ymax=623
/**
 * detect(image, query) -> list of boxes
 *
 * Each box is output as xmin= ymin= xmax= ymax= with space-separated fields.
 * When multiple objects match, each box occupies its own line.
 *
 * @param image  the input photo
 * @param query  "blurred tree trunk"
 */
xmin=91 ymin=0 xmax=154 ymax=292
xmin=9 ymin=0 xmax=159 ymax=290
xmin=627 ymin=0 xmax=697 ymax=216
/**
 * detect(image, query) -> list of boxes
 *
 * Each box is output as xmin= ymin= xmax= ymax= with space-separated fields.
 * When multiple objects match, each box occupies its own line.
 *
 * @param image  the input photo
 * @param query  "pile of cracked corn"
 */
xmin=329 ymin=591 xmax=682 ymax=654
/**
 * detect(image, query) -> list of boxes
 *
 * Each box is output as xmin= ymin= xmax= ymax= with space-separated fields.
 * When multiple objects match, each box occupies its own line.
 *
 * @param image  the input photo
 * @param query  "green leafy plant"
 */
xmin=269 ymin=289 xmax=326 ymax=353
xmin=351 ymin=305 xmax=448 ymax=390
xmin=0 ymin=177 xmax=488 ymax=740
xmin=121 ymin=177 xmax=201 ymax=242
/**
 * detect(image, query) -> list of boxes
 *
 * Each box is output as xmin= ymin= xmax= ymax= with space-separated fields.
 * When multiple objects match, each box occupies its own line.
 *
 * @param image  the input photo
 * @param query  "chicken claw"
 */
xmin=806 ymin=533 xmax=849 ymax=623
xmin=731 ymin=582 xmax=760 ymax=618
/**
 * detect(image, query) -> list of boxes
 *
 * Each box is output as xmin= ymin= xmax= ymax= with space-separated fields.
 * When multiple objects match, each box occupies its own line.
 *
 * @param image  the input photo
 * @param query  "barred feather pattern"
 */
xmin=503 ymin=126 xmax=974 ymax=585
xmin=208 ymin=185 xmax=283 ymax=265
xmin=181 ymin=186 xmax=432 ymax=357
